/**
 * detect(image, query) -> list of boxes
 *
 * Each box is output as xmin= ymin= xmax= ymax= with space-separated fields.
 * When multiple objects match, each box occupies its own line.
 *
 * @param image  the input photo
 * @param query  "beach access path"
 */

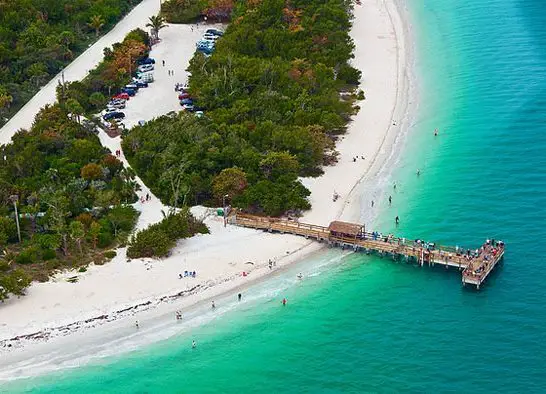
xmin=0 ymin=0 xmax=412 ymax=367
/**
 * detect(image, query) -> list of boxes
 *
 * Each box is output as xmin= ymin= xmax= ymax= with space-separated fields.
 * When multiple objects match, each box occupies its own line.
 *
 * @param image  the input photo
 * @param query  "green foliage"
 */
xmin=0 ymin=0 xmax=143 ymax=127
xmin=0 ymin=269 xmax=31 ymax=301
xmin=127 ymin=209 xmax=208 ymax=259
xmin=161 ymin=0 xmax=206 ymax=23
xmin=103 ymin=250 xmax=117 ymax=259
xmin=212 ymin=167 xmax=248 ymax=203
xmin=106 ymin=206 xmax=139 ymax=237
xmin=61 ymin=29 xmax=149 ymax=113
xmin=124 ymin=0 xmax=357 ymax=216
xmin=15 ymin=247 xmax=40 ymax=265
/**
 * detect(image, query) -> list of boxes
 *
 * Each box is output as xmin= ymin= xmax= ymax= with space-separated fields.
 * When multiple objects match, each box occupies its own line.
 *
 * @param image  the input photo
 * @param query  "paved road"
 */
xmin=0 ymin=0 xmax=160 ymax=145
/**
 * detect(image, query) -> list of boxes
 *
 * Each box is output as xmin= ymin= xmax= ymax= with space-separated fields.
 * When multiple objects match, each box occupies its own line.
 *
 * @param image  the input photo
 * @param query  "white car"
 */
xmin=137 ymin=64 xmax=154 ymax=73
xmin=203 ymin=34 xmax=219 ymax=41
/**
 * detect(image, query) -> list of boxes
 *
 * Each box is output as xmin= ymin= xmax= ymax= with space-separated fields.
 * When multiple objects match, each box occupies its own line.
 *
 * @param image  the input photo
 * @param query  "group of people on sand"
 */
xmin=179 ymin=270 xmax=197 ymax=279
xmin=114 ymin=149 xmax=122 ymax=157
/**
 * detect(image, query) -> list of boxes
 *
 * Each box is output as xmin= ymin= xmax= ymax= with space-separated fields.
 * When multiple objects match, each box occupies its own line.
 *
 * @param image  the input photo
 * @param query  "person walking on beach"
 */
xmin=371 ymin=200 xmax=374 ymax=207
xmin=162 ymin=60 xmax=165 ymax=67
xmin=393 ymin=182 xmax=397 ymax=190
xmin=211 ymin=300 xmax=216 ymax=309
xmin=389 ymin=195 xmax=392 ymax=205
xmin=238 ymin=293 xmax=242 ymax=301
xmin=395 ymin=216 xmax=400 ymax=225
xmin=135 ymin=320 xmax=139 ymax=329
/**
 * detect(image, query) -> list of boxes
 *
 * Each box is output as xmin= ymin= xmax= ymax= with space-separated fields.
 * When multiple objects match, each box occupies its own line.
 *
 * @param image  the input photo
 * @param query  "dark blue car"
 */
xmin=135 ymin=81 xmax=148 ymax=88
xmin=138 ymin=57 xmax=155 ymax=65
xmin=103 ymin=112 xmax=125 ymax=121
xmin=121 ymin=88 xmax=136 ymax=96
xmin=180 ymin=98 xmax=193 ymax=105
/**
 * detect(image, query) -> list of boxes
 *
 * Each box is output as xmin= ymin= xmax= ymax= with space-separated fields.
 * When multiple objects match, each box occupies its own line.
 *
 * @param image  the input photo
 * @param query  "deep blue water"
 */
xmin=5 ymin=0 xmax=546 ymax=392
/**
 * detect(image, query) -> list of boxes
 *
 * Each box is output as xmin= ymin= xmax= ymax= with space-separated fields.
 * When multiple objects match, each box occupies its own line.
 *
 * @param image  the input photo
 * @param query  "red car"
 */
xmin=178 ymin=92 xmax=190 ymax=100
xmin=113 ymin=93 xmax=130 ymax=100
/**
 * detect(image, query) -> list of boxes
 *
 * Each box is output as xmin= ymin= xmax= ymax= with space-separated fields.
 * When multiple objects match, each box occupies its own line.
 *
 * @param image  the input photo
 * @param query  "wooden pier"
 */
xmin=229 ymin=213 xmax=504 ymax=289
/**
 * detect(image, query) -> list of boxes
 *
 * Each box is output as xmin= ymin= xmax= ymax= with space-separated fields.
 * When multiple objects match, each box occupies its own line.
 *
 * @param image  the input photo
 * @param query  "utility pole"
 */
xmin=223 ymin=194 xmax=229 ymax=227
xmin=9 ymin=195 xmax=21 ymax=243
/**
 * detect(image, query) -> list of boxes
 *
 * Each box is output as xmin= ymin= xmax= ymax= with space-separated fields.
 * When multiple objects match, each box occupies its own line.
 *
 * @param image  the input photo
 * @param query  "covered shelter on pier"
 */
xmin=328 ymin=221 xmax=364 ymax=240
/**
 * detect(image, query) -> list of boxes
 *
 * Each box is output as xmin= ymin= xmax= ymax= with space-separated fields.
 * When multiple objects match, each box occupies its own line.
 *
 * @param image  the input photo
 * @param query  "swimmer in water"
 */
xmin=297 ymin=273 xmax=303 ymax=279
xmin=417 ymin=169 xmax=421 ymax=176
xmin=282 ymin=298 xmax=287 ymax=306
xmin=388 ymin=195 xmax=392 ymax=205
xmin=192 ymin=340 xmax=196 ymax=349
xmin=434 ymin=128 xmax=438 ymax=136
xmin=395 ymin=216 xmax=400 ymax=225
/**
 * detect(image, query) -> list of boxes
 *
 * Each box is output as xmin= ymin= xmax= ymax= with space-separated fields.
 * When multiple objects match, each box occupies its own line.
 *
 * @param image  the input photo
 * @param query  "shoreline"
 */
xmin=0 ymin=0 xmax=415 ymax=379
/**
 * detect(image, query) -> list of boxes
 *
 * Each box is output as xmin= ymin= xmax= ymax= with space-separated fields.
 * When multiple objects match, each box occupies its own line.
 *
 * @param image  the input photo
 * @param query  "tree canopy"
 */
xmin=0 ymin=103 xmax=139 ymax=300
xmin=0 ymin=0 xmax=143 ymax=127
xmin=124 ymin=0 xmax=360 ymax=216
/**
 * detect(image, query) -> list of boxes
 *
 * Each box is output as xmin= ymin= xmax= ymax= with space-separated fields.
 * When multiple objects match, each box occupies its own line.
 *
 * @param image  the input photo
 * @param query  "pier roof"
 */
xmin=328 ymin=221 xmax=363 ymax=236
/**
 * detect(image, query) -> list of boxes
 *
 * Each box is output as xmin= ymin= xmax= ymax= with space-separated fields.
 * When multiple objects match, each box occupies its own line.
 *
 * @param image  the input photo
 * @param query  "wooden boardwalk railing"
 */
xmin=229 ymin=212 xmax=504 ymax=289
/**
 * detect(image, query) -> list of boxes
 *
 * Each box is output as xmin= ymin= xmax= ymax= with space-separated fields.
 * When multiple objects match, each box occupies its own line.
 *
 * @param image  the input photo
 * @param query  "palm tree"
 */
xmin=146 ymin=15 xmax=167 ymax=40
xmin=88 ymin=15 xmax=105 ymax=37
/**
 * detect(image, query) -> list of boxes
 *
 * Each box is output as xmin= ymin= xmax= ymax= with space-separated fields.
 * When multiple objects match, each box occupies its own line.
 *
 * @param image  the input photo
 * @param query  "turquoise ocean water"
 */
xmin=6 ymin=0 xmax=546 ymax=391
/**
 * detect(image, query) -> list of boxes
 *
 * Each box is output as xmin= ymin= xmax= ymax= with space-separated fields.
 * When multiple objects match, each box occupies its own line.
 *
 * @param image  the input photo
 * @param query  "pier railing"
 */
xmin=230 ymin=212 xmax=504 ymax=289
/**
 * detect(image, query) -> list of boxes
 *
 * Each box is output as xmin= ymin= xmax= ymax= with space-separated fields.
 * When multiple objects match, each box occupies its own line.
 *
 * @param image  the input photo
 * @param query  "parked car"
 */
xmin=136 ymin=71 xmax=154 ymax=83
xmin=203 ymin=34 xmax=219 ymax=41
xmin=108 ymin=100 xmax=126 ymax=109
xmin=137 ymin=64 xmax=154 ymax=73
xmin=113 ymin=93 xmax=130 ymax=100
xmin=134 ymin=81 xmax=148 ymax=88
xmin=180 ymin=98 xmax=193 ymax=105
xmin=138 ymin=57 xmax=155 ymax=65
xmin=125 ymin=84 xmax=139 ymax=90
xmin=121 ymin=88 xmax=136 ymax=96
xmin=195 ymin=111 xmax=204 ymax=118
xmin=182 ymin=104 xmax=194 ymax=111
xmin=103 ymin=111 xmax=125 ymax=121
xmin=206 ymin=28 xmax=224 ymax=36
xmin=178 ymin=92 xmax=190 ymax=100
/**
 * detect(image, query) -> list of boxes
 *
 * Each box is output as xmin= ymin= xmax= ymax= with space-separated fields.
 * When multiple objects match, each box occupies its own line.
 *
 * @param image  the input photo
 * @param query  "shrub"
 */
xmin=15 ymin=247 xmax=40 ymax=265
xmin=103 ymin=250 xmax=117 ymax=259
xmin=46 ymin=259 xmax=62 ymax=270
xmin=78 ymin=267 xmax=87 ymax=273
xmin=127 ymin=227 xmax=173 ymax=258
xmin=42 ymin=249 xmax=57 ymax=261
xmin=126 ymin=209 xmax=208 ymax=259
xmin=0 ymin=260 xmax=10 ymax=272
xmin=33 ymin=233 xmax=62 ymax=251
xmin=98 ymin=231 xmax=114 ymax=248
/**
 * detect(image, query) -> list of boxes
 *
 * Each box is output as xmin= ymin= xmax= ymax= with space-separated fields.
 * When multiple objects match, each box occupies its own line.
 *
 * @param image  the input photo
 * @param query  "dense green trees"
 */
xmin=60 ymin=29 xmax=150 ymax=114
xmin=0 ymin=104 xmax=139 ymax=300
xmin=124 ymin=0 xmax=359 ymax=216
xmin=0 ymin=0 xmax=143 ymax=127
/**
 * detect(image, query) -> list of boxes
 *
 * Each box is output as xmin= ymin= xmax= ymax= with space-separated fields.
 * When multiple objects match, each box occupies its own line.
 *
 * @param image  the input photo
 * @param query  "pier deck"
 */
xmin=229 ymin=213 xmax=504 ymax=289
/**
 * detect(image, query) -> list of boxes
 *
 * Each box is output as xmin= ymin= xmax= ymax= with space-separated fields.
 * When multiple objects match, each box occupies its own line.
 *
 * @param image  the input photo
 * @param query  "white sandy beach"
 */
xmin=0 ymin=0 xmax=412 ymax=375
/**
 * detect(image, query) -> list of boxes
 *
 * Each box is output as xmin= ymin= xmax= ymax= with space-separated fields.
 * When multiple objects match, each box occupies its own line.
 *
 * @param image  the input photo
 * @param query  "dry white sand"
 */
xmin=0 ymin=0 xmax=412 ymax=368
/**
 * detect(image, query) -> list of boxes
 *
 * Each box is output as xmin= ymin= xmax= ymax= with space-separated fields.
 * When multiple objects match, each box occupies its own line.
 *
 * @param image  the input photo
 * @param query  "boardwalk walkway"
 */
xmin=229 ymin=212 xmax=504 ymax=289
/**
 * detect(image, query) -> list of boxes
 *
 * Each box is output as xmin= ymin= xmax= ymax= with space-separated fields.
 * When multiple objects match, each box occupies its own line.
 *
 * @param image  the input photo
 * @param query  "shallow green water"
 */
xmin=6 ymin=0 xmax=546 ymax=392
